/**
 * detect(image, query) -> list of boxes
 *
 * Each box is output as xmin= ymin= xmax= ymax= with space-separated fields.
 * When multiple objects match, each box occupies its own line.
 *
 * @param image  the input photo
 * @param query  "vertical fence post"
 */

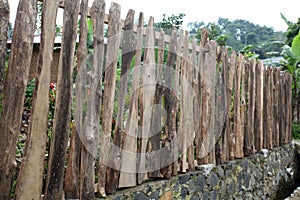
xmin=0 ymin=0 xmax=37 ymax=199
xmin=254 ymin=61 xmax=264 ymax=151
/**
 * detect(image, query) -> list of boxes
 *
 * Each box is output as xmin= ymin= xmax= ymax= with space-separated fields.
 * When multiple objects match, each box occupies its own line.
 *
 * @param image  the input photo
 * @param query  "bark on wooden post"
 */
xmin=148 ymin=28 xmax=165 ymax=178
xmin=228 ymin=51 xmax=237 ymax=160
xmin=0 ymin=0 xmax=9 ymax=110
xmin=138 ymin=16 xmax=156 ymax=183
xmin=162 ymin=28 xmax=177 ymax=177
xmin=44 ymin=0 xmax=80 ymax=199
xmin=221 ymin=48 xmax=229 ymax=163
xmin=187 ymin=37 xmax=196 ymax=171
xmin=254 ymin=61 xmax=264 ymax=151
xmin=286 ymin=74 xmax=293 ymax=143
xmin=240 ymin=59 xmax=246 ymax=156
xmin=119 ymin=12 xmax=143 ymax=188
xmin=98 ymin=3 xmax=122 ymax=197
xmin=0 ymin=0 xmax=37 ymax=199
xmin=179 ymin=30 xmax=189 ymax=172
xmin=106 ymin=9 xmax=135 ymax=194
xmin=197 ymin=30 xmax=209 ymax=164
xmin=273 ymin=67 xmax=280 ymax=147
xmin=64 ymin=0 xmax=91 ymax=198
xmin=279 ymin=75 xmax=286 ymax=145
xmin=172 ymin=30 xmax=184 ymax=175
xmin=15 ymin=0 xmax=59 ymax=199
xmin=234 ymin=54 xmax=244 ymax=158
xmin=269 ymin=68 xmax=275 ymax=148
xmin=265 ymin=67 xmax=273 ymax=149
xmin=244 ymin=60 xmax=255 ymax=156
xmin=206 ymin=41 xmax=217 ymax=164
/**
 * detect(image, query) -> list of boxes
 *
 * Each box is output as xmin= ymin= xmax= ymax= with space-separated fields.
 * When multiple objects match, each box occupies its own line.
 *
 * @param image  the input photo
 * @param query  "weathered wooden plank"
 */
xmin=196 ymin=29 xmax=209 ymax=164
xmin=193 ymin=34 xmax=202 ymax=166
xmin=206 ymin=40 xmax=217 ymax=164
xmin=240 ymin=59 xmax=246 ymax=156
xmin=13 ymin=1 xmax=57 ymax=199
xmin=221 ymin=48 xmax=229 ymax=163
xmin=187 ymin=37 xmax=196 ymax=171
xmin=244 ymin=60 xmax=255 ymax=156
xmin=98 ymin=3 xmax=122 ymax=197
xmin=148 ymin=28 xmax=164 ymax=178
xmin=119 ymin=12 xmax=143 ymax=188
xmin=77 ymin=0 xmax=101 ymax=199
xmin=0 ymin=0 xmax=9 ymax=112
xmin=0 ymin=0 xmax=37 ymax=199
xmin=179 ymin=30 xmax=189 ymax=172
xmin=234 ymin=54 xmax=244 ymax=158
xmin=215 ymin=46 xmax=223 ymax=165
xmin=44 ymin=0 xmax=80 ymax=199
xmin=263 ymin=66 xmax=273 ymax=149
xmin=273 ymin=67 xmax=280 ymax=147
xmin=172 ymin=29 xmax=184 ymax=175
xmin=106 ymin=9 xmax=135 ymax=194
xmin=138 ymin=16 xmax=156 ymax=183
xmin=254 ymin=61 xmax=264 ymax=151
xmin=161 ymin=29 xmax=177 ymax=178
xmin=267 ymin=67 xmax=273 ymax=149
xmin=286 ymin=74 xmax=293 ymax=143
xmin=228 ymin=51 xmax=237 ymax=160
xmin=269 ymin=68 xmax=275 ymax=148
xmin=279 ymin=75 xmax=286 ymax=145
xmin=64 ymin=0 xmax=90 ymax=198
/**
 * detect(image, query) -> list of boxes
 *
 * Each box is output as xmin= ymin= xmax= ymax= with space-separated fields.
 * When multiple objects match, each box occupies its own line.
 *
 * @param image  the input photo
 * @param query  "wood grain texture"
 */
xmin=0 ymin=0 xmax=37 ymax=199
xmin=44 ymin=0 xmax=80 ymax=199
xmin=98 ymin=3 xmax=122 ymax=197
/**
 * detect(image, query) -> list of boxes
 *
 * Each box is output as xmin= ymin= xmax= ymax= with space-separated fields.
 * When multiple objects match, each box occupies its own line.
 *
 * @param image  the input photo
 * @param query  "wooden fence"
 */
xmin=0 ymin=0 xmax=292 ymax=199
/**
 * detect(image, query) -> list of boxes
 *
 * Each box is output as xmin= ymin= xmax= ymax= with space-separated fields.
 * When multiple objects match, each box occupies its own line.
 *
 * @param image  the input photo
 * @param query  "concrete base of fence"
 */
xmin=98 ymin=143 xmax=300 ymax=200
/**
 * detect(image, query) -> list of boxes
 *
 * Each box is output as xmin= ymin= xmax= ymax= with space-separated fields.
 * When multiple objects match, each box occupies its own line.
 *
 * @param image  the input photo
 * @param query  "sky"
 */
xmin=8 ymin=0 xmax=300 ymax=32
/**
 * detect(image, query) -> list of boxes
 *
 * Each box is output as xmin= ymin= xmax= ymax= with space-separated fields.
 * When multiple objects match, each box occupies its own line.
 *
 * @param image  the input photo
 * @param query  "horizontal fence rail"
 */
xmin=0 ymin=0 xmax=292 ymax=199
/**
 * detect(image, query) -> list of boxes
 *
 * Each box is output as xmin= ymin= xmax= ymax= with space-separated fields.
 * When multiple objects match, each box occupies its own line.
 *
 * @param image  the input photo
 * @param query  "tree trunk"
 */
xmin=0 ymin=0 xmax=36 ymax=199
xmin=44 ymin=0 xmax=80 ymax=199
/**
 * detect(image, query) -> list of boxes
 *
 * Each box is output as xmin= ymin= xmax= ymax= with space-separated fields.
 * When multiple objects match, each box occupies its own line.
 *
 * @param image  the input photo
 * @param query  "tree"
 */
xmin=188 ymin=17 xmax=285 ymax=58
xmin=155 ymin=13 xmax=185 ymax=35
xmin=281 ymin=13 xmax=300 ymax=46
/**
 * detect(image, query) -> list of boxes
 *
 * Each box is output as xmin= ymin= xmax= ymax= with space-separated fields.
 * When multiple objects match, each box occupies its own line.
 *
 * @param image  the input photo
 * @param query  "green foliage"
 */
xmin=155 ymin=13 xmax=186 ymax=34
xmin=292 ymin=123 xmax=300 ymax=139
xmin=281 ymin=31 xmax=300 ymax=121
xmin=188 ymin=17 xmax=285 ymax=59
xmin=292 ymin=31 xmax=300 ymax=60
xmin=239 ymin=45 xmax=259 ymax=59
xmin=24 ymin=79 xmax=35 ymax=108
xmin=281 ymin=13 xmax=300 ymax=46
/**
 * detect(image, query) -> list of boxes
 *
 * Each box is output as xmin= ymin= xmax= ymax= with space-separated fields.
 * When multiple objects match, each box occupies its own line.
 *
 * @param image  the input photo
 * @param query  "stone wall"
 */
xmin=104 ymin=144 xmax=300 ymax=200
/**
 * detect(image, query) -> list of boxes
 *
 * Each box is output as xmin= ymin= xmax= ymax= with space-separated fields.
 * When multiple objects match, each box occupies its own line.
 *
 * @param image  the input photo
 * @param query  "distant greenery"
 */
xmin=188 ymin=18 xmax=285 ymax=59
